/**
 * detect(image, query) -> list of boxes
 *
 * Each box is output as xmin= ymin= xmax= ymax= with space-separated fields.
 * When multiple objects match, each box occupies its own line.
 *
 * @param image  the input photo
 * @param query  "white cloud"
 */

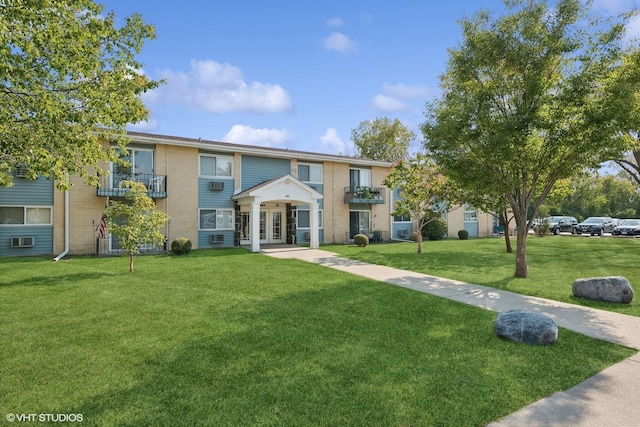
xmin=320 ymin=128 xmax=352 ymax=155
xmin=371 ymin=83 xmax=433 ymax=113
xmin=323 ymin=32 xmax=357 ymax=54
xmin=326 ymin=17 xmax=344 ymax=27
xmin=624 ymin=14 xmax=640 ymax=45
xmin=150 ymin=60 xmax=293 ymax=113
xmin=223 ymin=124 xmax=293 ymax=147
xmin=592 ymin=0 xmax=637 ymax=15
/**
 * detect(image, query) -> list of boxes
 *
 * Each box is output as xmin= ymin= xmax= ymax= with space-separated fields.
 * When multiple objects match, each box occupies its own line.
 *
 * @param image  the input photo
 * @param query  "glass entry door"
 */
xmin=260 ymin=209 xmax=285 ymax=244
xmin=349 ymin=211 xmax=370 ymax=238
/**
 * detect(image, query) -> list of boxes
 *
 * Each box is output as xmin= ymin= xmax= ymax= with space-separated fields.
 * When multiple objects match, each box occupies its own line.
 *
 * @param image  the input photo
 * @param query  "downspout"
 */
xmin=53 ymin=179 xmax=70 ymax=261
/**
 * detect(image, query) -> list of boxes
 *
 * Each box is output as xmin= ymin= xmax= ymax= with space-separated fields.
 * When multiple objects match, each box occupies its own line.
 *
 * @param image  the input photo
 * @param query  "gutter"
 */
xmin=53 ymin=183 xmax=70 ymax=261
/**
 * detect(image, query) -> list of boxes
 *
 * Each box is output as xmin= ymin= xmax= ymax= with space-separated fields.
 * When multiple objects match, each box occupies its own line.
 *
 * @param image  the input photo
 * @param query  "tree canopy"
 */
xmin=383 ymin=153 xmax=450 ymax=254
xmin=351 ymin=117 xmax=414 ymax=161
xmin=422 ymin=0 xmax=640 ymax=277
xmin=0 ymin=0 xmax=160 ymax=189
xmin=105 ymin=181 xmax=168 ymax=273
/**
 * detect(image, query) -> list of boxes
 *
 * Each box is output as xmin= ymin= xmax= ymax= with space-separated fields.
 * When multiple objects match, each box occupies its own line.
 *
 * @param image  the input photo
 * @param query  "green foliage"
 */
xmin=535 ymin=219 xmax=550 ymax=237
xmin=171 ymin=238 xmax=192 ymax=255
xmin=384 ymin=153 xmax=452 ymax=254
xmin=422 ymin=216 xmax=448 ymax=241
xmin=422 ymin=0 xmax=640 ymax=277
xmin=458 ymin=229 xmax=469 ymax=240
xmin=0 ymin=1 xmax=161 ymax=189
xmin=105 ymin=181 xmax=168 ymax=272
xmin=353 ymin=234 xmax=369 ymax=247
xmin=351 ymin=117 xmax=414 ymax=161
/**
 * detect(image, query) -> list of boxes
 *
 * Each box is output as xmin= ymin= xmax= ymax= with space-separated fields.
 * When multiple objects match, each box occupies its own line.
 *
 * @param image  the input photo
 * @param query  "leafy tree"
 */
xmin=384 ymin=154 xmax=450 ymax=254
xmin=0 ymin=0 xmax=160 ymax=189
xmin=105 ymin=181 xmax=168 ymax=272
xmin=422 ymin=0 xmax=640 ymax=277
xmin=351 ymin=117 xmax=414 ymax=161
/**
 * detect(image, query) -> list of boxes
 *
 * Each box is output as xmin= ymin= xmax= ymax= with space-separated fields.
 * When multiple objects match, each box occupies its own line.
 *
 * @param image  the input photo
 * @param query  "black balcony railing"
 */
xmin=343 ymin=186 xmax=385 ymax=204
xmin=97 ymin=173 xmax=167 ymax=198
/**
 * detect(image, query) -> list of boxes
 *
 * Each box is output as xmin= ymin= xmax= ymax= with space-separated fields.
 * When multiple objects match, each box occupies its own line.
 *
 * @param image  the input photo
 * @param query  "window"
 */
xmin=0 ymin=206 xmax=52 ymax=225
xmin=200 ymin=155 xmax=233 ymax=178
xmin=298 ymin=163 xmax=322 ymax=183
xmin=199 ymin=209 xmax=233 ymax=230
xmin=394 ymin=214 xmax=411 ymax=222
xmin=464 ymin=206 xmax=478 ymax=222
xmin=349 ymin=168 xmax=371 ymax=188
xmin=296 ymin=208 xmax=323 ymax=228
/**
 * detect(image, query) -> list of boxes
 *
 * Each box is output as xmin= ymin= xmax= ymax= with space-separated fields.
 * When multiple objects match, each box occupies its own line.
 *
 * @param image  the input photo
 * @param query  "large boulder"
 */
xmin=494 ymin=310 xmax=558 ymax=345
xmin=572 ymin=276 xmax=634 ymax=304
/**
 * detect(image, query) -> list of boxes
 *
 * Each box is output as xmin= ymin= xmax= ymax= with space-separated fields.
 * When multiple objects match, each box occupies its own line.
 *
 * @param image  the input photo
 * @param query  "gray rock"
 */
xmin=572 ymin=276 xmax=634 ymax=304
xmin=494 ymin=310 xmax=558 ymax=345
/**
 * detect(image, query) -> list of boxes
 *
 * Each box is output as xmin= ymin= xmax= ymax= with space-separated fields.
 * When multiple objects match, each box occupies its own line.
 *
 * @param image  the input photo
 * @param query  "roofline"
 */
xmin=126 ymin=131 xmax=394 ymax=167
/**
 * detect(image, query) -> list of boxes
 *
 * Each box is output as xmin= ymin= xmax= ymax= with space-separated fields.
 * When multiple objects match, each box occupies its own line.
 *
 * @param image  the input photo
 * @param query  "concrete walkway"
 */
xmin=262 ymin=247 xmax=640 ymax=427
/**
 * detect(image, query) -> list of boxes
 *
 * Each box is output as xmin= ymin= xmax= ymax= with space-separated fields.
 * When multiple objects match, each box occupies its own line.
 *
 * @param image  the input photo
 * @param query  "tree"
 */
xmin=383 ymin=154 xmax=450 ymax=254
xmin=422 ymin=0 xmax=640 ymax=277
xmin=105 ymin=181 xmax=168 ymax=272
xmin=351 ymin=117 xmax=414 ymax=161
xmin=0 ymin=0 xmax=160 ymax=189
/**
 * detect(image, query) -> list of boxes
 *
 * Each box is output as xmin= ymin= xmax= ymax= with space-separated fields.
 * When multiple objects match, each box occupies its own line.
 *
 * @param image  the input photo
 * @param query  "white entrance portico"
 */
xmin=232 ymin=175 xmax=323 ymax=252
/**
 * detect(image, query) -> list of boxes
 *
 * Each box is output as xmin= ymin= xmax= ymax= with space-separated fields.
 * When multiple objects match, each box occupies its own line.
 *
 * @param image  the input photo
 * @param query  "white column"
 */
xmin=250 ymin=201 xmax=261 ymax=252
xmin=310 ymin=202 xmax=319 ymax=249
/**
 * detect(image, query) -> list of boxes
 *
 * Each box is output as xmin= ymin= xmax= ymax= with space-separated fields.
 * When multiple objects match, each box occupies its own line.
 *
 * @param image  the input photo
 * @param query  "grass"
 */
xmin=323 ymin=235 xmax=640 ymax=316
xmin=0 ymin=249 xmax=635 ymax=426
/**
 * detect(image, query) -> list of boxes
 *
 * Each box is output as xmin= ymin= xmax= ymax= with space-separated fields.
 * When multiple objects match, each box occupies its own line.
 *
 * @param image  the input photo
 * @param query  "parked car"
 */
xmin=546 ymin=216 xmax=578 ymax=235
xmin=574 ymin=217 xmax=615 ymax=236
xmin=612 ymin=219 xmax=640 ymax=236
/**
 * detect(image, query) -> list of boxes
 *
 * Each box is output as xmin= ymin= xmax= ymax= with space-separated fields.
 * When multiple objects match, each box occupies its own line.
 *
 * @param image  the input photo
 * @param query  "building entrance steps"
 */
xmin=262 ymin=247 xmax=640 ymax=427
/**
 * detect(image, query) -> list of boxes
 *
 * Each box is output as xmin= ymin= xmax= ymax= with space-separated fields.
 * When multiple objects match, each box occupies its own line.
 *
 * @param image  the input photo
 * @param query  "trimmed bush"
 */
xmin=458 ymin=229 xmax=469 ymax=240
xmin=171 ymin=238 xmax=192 ymax=255
xmin=353 ymin=234 xmax=369 ymax=247
xmin=422 ymin=217 xmax=448 ymax=241
xmin=410 ymin=231 xmax=421 ymax=242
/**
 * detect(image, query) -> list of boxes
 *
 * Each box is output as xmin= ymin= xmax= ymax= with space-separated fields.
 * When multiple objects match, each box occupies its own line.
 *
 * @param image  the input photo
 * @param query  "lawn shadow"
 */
xmin=0 ymin=272 xmax=116 ymax=288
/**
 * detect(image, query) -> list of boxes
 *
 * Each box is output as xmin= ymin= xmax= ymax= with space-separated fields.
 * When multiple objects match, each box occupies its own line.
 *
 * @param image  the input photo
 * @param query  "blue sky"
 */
xmin=101 ymin=0 xmax=640 ymax=156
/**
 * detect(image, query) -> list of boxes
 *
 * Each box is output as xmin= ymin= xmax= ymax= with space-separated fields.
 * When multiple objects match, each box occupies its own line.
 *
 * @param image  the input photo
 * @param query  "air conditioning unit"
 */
xmin=11 ymin=236 xmax=34 ymax=248
xmin=209 ymin=181 xmax=224 ymax=191
xmin=209 ymin=234 xmax=224 ymax=244
xmin=398 ymin=229 xmax=408 ymax=238
xmin=303 ymin=231 xmax=310 ymax=241
xmin=15 ymin=166 xmax=29 ymax=178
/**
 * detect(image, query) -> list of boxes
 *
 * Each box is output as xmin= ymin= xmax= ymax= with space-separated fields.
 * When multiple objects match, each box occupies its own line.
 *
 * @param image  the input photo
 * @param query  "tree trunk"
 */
xmin=500 ymin=212 xmax=513 ymax=253
xmin=515 ymin=225 xmax=528 ymax=278
xmin=417 ymin=234 xmax=423 ymax=254
xmin=129 ymin=254 xmax=134 ymax=273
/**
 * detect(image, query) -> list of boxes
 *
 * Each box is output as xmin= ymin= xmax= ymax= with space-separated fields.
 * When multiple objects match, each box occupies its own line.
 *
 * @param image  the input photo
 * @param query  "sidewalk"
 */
xmin=262 ymin=247 xmax=640 ymax=427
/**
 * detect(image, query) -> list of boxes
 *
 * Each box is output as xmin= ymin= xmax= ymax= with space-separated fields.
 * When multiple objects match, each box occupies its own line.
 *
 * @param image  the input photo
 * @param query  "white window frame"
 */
xmin=393 ymin=214 xmax=411 ymax=223
xmin=464 ymin=205 xmax=478 ymax=222
xmin=198 ymin=208 xmax=234 ymax=230
xmin=199 ymin=154 xmax=234 ymax=178
xmin=0 ymin=206 xmax=52 ymax=226
xmin=349 ymin=167 xmax=372 ymax=188
xmin=296 ymin=208 xmax=323 ymax=229
xmin=297 ymin=163 xmax=323 ymax=184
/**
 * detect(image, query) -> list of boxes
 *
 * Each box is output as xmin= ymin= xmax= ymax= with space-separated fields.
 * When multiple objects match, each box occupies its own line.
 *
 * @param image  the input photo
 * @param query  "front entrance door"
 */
xmin=240 ymin=208 xmax=285 ymax=245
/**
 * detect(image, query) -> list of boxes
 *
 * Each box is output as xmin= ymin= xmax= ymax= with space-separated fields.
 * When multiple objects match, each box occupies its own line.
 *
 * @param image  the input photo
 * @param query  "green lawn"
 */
xmin=0 ymin=249 xmax=635 ymax=426
xmin=324 ymin=235 xmax=640 ymax=316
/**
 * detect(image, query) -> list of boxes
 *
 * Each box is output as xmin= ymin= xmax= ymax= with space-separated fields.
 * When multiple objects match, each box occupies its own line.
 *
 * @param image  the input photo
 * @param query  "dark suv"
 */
xmin=547 ymin=216 xmax=578 ymax=235
xmin=574 ymin=217 xmax=615 ymax=236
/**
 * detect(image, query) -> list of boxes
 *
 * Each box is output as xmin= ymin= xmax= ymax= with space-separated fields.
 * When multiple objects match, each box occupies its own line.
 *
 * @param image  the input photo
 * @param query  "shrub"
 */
xmin=353 ymin=234 xmax=369 ymax=247
xmin=458 ymin=229 xmax=469 ymax=240
xmin=171 ymin=238 xmax=192 ymax=255
xmin=535 ymin=219 xmax=550 ymax=237
xmin=422 ymin=217 xmax=448 ymax=241
xmin=410 ymin=231 xmax=421 ymax=242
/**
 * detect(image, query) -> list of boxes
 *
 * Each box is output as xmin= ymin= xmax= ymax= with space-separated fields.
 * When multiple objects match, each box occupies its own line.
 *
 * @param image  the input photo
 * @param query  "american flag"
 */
xmin=96 ymin=215 xmax=107 ymax=239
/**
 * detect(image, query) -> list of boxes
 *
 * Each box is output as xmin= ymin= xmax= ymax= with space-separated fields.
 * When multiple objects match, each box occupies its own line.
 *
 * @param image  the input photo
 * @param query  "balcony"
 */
xmin=343 ymin=186 xmax=385 ymax=204
xmin=97 ymin=173 xmax=167 ymax=198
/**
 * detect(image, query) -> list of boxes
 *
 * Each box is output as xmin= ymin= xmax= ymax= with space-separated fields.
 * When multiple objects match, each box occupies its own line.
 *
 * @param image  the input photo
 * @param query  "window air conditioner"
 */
xmin=209 ymin=234 xmax=224 ymax=244
xmin=209 ymin=181 xmax=224 ymax=191
xmin=11 ymin=236 xmax=34 ymax=247
xmin=398 ymin=229 xmax=408 ymax=238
